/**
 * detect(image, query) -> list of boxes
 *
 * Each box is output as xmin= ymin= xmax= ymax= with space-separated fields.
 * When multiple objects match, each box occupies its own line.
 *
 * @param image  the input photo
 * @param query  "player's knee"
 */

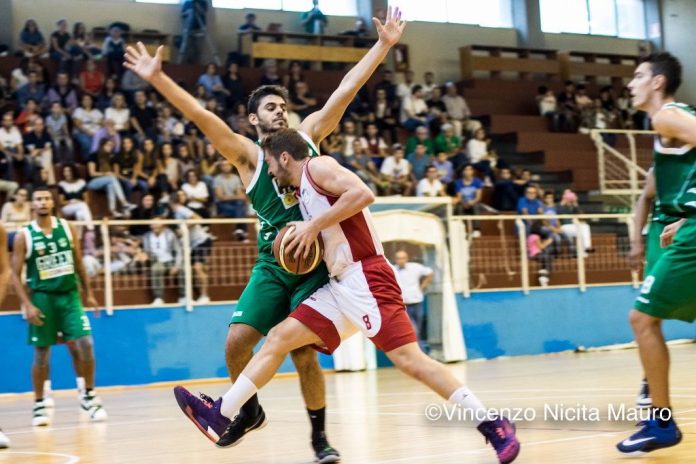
xmin=629 ymin=309 xmax=657 ymax=333
xmin=225 ymin=324 xmax=260 ymax=358
xmin=290 ymin=346 xmax=319 ymax=371
xmin=390 ymin=350 xmax=424 ymax=381
xmin=264 ymin=325 xmax=293 ymax=356
xmin=34 ymin=348 xmax=50 ymax=368
xmin=75 ymin=336 xmax=95 ymax=362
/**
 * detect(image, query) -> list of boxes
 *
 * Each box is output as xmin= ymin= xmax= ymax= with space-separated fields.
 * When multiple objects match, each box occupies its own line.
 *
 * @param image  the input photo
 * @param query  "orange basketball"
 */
xmin=272 ymin=225 xmax=324 ymax=275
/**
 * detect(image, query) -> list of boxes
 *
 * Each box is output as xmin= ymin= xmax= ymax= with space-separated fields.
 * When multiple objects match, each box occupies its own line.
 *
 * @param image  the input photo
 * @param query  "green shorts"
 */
xmin=644 ymin=220 xmax=668 ymax=277
xmin=635 ymin=217 xmax=696 ymax=322
xmin=230 ymin=255 xmax=329 ymax=335
xmin=28 ymin=290 xmax=91 ymax=347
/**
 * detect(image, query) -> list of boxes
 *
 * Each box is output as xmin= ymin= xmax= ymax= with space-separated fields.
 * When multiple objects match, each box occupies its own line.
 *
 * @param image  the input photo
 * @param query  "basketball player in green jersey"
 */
xmin=618 ymin=52 xmax=696 ymax=454
xmin=0 ymin=224 xmax=12 ymax=448
xmin=124 ymin=7 xmax=406 ymax=460
xmin=11 ymin=187 xmax=107 ymax=427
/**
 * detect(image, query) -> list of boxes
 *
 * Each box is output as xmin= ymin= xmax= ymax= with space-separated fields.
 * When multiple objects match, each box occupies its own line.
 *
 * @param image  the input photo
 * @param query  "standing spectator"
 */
xmin=238 ymin=13 xmax=261 ymax=33
xmin=102 ymin=93 xmax=130 ymax=135
xmin=556 ymin=189 xmax=593 ymax=255
xmin=416 ymin=165 xmax=446 ymax=197
xmin=405 ymin=125 xmax=434 ymax=155
xmin=130 ymin=90 xmax=158 ymax=142
xmin=374 ymin=87 xmax=398 ymax=144
xmin=557 ymin=80 xmax=578 ymax=132
xmin=380 ymin=145 xmax=412 ymax=195
xmin=0 ymin=112 xmax=30 ymax=184
xmin=221 ymin=62 xmax=245 ymax=109
xmin=492 ymin=167 xmax=518 ymax=211
xmin=392 ymin=250 xmax=434 ymax=348
xmin=442 ymin=82 xmax=482 ymax=137
xmin=113 ymin=136 xmax=148 ymax=201
xmin=46 ymin=72 xmax=79 ymax=113
xmin=528 ymin=221 xmax=553 ymax=286
xmin=143 ymin=223 xmax=185 ymax=306
xmin=301 ymin=0 xmax=328 ymax=34
xmin=197 ymin=63 xmax=225 ymax=100
xmin=181 ymin=169 xmax=210 ymax=217
xmin=396 ymin=70 xmax=416 ymax=100
xmin=432 ymin=151 xmax=454 ymax=184
xmin=406 ymin=143 xmax=432 ymax=181
xmin=434 ymin=123 xmax=460 ymax=156
xmin=0 ymin=188 xmax=31 ymax=230
xmin=400 ymin=85 xmax=429 ymax=132
xmin=102 ymin=26 xmax=126 ymax=78
xmin=45 ymin=102 xmax=73 ymax=163
xmin=513 ymin=169 xmax=532 ymax=197
xmin=454 ymin=164 xmax=484 ymax=236
xmin=214 ymin=160 xmax=248 ymax=239
xmin=72 ymin=94 xmax=103 ymax=158
xmin=49 ymin=19 xmax=76 ymax=74
xmin=86 ymin=138 xmax=134 ymax=217
xmin=19 ymin=20 xmax=48 ymax=58
xmin=16 ymin=71 xmax=45 ymax=109
xmin=23 ymin=117 xmax=55 ymax=185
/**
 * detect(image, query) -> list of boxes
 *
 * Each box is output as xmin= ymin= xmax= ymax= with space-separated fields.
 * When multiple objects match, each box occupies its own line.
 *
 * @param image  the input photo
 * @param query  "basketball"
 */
xmin=272 ymin=225 xmax=324 ymax=275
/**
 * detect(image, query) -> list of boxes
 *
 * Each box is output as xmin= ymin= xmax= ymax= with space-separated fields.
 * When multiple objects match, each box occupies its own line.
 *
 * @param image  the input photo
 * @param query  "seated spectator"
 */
xmin=259 ymin=60 xmax=281 ymax=86
xmin=513 ymin=168 xmax=532 ymax=197
xmin=130 ymin=90 xmax=158 ymax=142
xmin=214 ymin=160 xmax=248 ymax=238
xmin=181 ymin=169 xmax=210 ymax=217
xmin=283 ymin=61 xmax=305 ymax=99
xmin=58 ymin=164 xmax=95 ymax=252
xmin=374 ymin=88 xmax=399 ymax=144
xmin=340 ymin=120 xmax=359 ymax=160
xmin=10 ymin=58 xmax=31 ymax=93
xmin=143 ymin=223 xmax=185 ymax=305
xmin=113 ymin=136 xmax=149 ymax=200
xmin=454 ymin=164 xmax=484 ymax=236
xmin=405 ymin=125 xmax=434 ymax=156
xmin=290 ymin=81 xmax=317 ymax=120
xmin=238 ymin=12 xmax=262 ymax=33
xmin=102 ymin=26 xmax=125 ymax=78
xmin=227 ymin=103 xmax=254 ymax=137
xmin=517 ymin=185 xmax=544 ymax=233
xmin=221 ymin=62 xmax=245 ymax=109
xmin=159 ymin=142 xmax=180 ymax=193
xmin=349 ymin=140 xmax=380 ymax=194
xmin=169 ymin=192 xmax=212 ymax=304
xmin=432 ymin=151 xmax=454 ymax=184
xmin=193 ymin=84 xmax=207 ymax=107
xmin=87 ymin=138 xmax=135 ymax=217
xmin=49 ymin=19 xmax=77 ymax=74
xmin=71 ymin=22 xmax=101 ymax=60
xmin=121 ymin=69 xmax=150 ymax=98
xmin=72 ymin=94 xmax=103 ymax=158
xmin=0 ymin=188 xmax=31 ymax=231
xmin=320 ymin=127 xmax=346 ymax=164
xmin=105 ymin=93 xmax=130 ymax=134
xmin=400 ymin=85 xmax=429 ymax=132
xmin=392 ymin=249 xmax=434 ymax=349
xmin=301 ymin=0 xmax=328 ymax=34
xmin=421 ymin=71 xmax=438 ymax=100
xmin=16 ymin=70 xmax=45 ymax=109
xmin=183 ymin=125 xmax=206 ymax=160
xmin=541 ymin=191 xmax=563 ymax=253
xmin=46 ymin=102 xmax=74 ymax=163
xmin=178 ymin=143 xmax=197 ymax=174
xmin=0 ymin=149 xmax=19 ymax=199
xmin=527 ymin=221 xmax=553 ymax=286
xmin=557 ymin=189 xmax=593 ymax=255
xmin=91 ymin=118 xmax=121 ymax=154
xmin=200 ymin=143 xmax=219 ymax=189
xmin=467 ymin=127 xmax=496 ymax=182
xmin=442 ymin=82 xmax=482 ymax=137
xmin=492 ymin=167 xmax=518 ymax=211
xmin=0 ymin=112 xmax=30 ymax=184
xmin=96 ymin=76 xmax=119 ymax=111
xmin=23 ymin=117 xmax=55 ymax=185
xmin=360 ymin=122 xmax=388 ymax=163
xmin=157 ymin=105 xmax=185 ymax=144
xmin=406 ymin=143 xmax=432 ymax=181
xmin=434 ymin=123 xmax=460 ymax=156
xmin=79 ymin=63 xmax=105 ymax=99
xmin=47 ymin=72 xmax=79 ymax=113
xmin=396 ymin=70 xmax=416 ymax=100
xmin=139 ymin=139 xmax=164 ymax=196
xmin=197 ymin=63 xmax=225 ymax=100
xmin=15 ymin=98 xmax=40 ymax=134
xmin=380 ymin=144 xmax=412 ymax=195
xmin=426 ymin=86 xmax=448 ymax=134
xmin=537 ymin=86 xmax=561 ymax=132
xmin=416 ymin=165 xmax=446 ymax=197
xmin=19 ymin=19 xmax=48 ymax=58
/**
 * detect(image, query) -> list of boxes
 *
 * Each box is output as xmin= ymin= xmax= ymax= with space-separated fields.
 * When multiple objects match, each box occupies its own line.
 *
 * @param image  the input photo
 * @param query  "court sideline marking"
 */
xmin=0 ymin=451 xmax=80 ymax=463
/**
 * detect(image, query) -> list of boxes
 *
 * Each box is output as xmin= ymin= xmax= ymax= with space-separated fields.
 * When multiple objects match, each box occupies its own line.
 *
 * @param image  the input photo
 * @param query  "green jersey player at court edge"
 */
xmin=10 ymin=187 xmax=107 ymax=427
xmin=617 ymin=52 xmax=696 ymax=455
xmin=123 ymin=7 xmax=406 ymax=458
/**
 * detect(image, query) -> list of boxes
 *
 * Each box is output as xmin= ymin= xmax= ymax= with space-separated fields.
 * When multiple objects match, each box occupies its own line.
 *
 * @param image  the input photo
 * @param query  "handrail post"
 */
xmin=574 ymin=218 xmax=587 ymax=292
xmin=625 ymin=216 xmax=641 ymax=289
xmin=592 ymin=130 xmax=607 ymax=194
xmin=516 ymin=219 xmax=530 ymax=295
xmin=100 ymin=221 xmax=114 ymax=316
xmin=627 ymin=132 xmax=638 ymax=205
xmin=180 ymin=222 xmax=194 ymax=312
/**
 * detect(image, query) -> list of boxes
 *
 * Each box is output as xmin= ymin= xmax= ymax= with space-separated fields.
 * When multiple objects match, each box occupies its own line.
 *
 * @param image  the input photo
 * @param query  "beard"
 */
xmin=257 ymin=117 xmax=287 ymax=135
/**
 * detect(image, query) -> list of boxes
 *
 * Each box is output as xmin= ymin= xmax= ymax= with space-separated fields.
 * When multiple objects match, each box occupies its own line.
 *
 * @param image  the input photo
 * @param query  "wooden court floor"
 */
xmin=2 ymin=344 xmax=696 ymax=463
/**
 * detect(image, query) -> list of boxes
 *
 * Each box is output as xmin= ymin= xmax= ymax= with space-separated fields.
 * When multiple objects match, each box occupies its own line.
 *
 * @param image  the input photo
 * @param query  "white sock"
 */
xmin=43 ymin=380 xmax=52 ymax=393
xmin=220 ymin=375 xmax=258 ymax=419
xmin=76 ymin=377 xmax=86 ymax=394
xmin=449 ymin=386 xmax=488 ymax=424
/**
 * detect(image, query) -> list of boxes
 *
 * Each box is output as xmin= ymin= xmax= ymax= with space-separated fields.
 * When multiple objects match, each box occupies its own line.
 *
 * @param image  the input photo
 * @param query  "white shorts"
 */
xmin=290 ymin=255 xmax=417 ymax=353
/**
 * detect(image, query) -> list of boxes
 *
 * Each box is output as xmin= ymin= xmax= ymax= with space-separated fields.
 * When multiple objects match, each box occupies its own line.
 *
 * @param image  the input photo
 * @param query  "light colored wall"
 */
xmin=662 ymin=0 xmax=696 ymax=103
xmin=543 ymin=32 xmax=642 ymax=55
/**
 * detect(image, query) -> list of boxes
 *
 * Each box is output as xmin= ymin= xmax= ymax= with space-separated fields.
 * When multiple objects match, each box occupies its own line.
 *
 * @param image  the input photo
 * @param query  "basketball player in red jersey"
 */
xmin=201 ymin=129 xmax=520 ymax=463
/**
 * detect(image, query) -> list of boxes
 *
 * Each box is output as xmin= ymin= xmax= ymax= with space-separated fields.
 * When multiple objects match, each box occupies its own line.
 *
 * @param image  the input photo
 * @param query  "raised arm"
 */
xmin=123 ymin=43 xmax=256 ymax=174
xmin=299 ymin=6 xmax=406 ymax=144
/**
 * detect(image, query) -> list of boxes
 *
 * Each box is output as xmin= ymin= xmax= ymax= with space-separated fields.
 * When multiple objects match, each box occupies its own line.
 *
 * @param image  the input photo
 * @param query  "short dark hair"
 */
xmin=411 ymin=85 xmax=423 ymax=95
xmin=260 ymin=128 xmax=309 ymax=161
xmin=32 ymin=186 xmax=53 ymax=198
xmin=640 ymin=52 xmax=683 ymax=96
xmin=247 ymin=85 xmax=289 ymax=115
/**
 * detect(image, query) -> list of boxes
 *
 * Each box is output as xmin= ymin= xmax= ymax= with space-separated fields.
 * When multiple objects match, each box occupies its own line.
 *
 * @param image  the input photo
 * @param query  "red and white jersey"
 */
xmin=299 ymin=159 xmax=384 ymax=277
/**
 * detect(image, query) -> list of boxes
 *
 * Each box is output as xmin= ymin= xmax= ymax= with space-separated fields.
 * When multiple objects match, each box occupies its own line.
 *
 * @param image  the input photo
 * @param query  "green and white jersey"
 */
xmin=653 ymin=102 xmax=696 ymax=219
xmin=246 ymin=130 xmax=320 ymax=257
xmin=22 ymin=217 xmax=79 ymax=293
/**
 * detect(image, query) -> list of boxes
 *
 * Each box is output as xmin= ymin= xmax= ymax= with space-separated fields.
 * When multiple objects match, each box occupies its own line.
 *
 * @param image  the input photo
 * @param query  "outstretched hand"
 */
xmin=124 ymin=42 xmax=164 ymax=82
xmin=372 ymin=5 xmax=406 ymax=47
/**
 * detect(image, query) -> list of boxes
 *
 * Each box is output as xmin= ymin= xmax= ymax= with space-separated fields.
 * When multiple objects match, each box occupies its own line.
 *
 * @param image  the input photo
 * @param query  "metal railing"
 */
xmin=590 ymin=129 xmax=653 ymax=206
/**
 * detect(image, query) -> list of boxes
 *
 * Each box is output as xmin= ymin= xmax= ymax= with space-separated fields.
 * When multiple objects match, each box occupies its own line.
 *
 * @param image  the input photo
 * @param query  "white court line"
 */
xmin=4 ymin=418 xmax=171 ymax=436
xmin=0 ymin=451 xmax=79 ymax=463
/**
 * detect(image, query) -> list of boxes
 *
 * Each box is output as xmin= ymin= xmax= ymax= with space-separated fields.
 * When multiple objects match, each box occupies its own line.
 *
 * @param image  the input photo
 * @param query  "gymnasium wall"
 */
xmin=2 ymin=285 xmax=695 ymax=394
xmin=9 ymin=0 xmax=644 ymax=85
xmin=661 ymin=0 xmax=696 ymax=107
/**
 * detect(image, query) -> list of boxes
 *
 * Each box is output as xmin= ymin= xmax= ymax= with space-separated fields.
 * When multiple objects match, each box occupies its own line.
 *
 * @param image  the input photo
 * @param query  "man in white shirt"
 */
xmin=395 ymin=69 xmax=416 ymax=100
xmin=400 ymin=85 xmax=429 ymax=132
xmin=380 ymin=144 xmax=412 ymax=195
xmin=392 ymin=250 xmax=434 ymax=346
xmin=0 ymin=112 xmax=27 ymax=192
xmin=143 ymin=223 xmax=185 ymax=305
xmin=442 ymin=82 xmax=482 ymax=137
xmin=421 ymin=71 xmax=438 ymax=100
xmin=416 ymin=165 xmax=445 ymax=197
